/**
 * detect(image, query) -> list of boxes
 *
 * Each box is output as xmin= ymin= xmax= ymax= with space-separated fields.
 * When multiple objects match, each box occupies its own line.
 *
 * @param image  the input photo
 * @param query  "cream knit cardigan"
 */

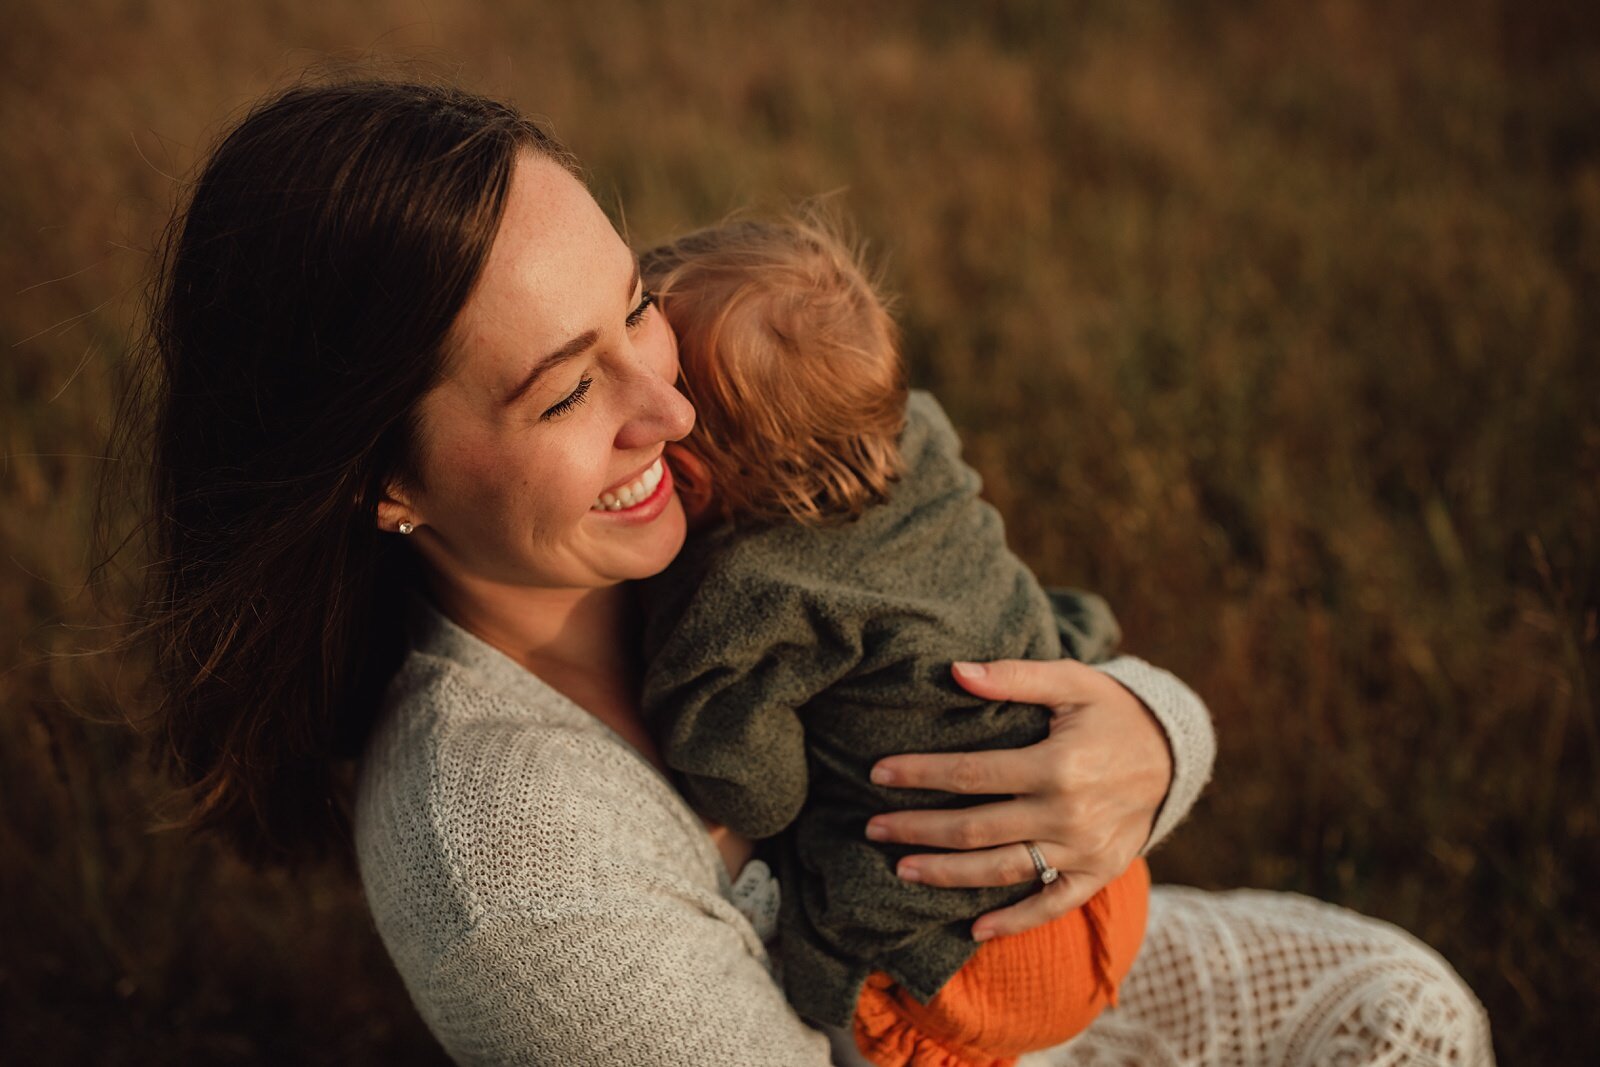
xmin=354 ymin=603 xmax=1215 ymax=1066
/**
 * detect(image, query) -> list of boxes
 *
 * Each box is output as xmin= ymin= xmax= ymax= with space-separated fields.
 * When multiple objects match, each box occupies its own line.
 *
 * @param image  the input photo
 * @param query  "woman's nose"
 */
xmin=614 ymin=358 xmax=696 ymax=452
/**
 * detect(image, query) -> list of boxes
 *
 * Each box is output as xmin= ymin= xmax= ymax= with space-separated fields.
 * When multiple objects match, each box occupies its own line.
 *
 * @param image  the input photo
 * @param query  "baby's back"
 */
xmin=640 ymin=391 xmax=1089 ymax=1025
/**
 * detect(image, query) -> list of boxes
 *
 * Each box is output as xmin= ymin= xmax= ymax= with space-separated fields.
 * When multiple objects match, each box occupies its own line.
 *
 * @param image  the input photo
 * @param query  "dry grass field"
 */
xmin=2 ymin=1 xmax=1596 ymax=1062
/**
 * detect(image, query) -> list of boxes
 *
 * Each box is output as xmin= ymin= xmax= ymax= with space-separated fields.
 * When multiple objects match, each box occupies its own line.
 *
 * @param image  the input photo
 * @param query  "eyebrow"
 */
xmin=504 ymin=257 xmax=642 ymax=406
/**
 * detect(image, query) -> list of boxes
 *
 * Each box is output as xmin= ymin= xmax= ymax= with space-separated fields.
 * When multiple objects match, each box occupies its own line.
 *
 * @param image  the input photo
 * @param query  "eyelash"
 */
xmin=540 ymin=291 xmax=655 ymax=421
xmin=541 ymin=375 xmax=592 ymax=421
xmin=626 ymin=290 xmax=657 ymax=329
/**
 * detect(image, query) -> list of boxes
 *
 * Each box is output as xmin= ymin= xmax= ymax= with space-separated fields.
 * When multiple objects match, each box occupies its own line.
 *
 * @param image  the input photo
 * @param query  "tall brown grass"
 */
xmin=2 ymin=1 xmax=1595 ymax=1062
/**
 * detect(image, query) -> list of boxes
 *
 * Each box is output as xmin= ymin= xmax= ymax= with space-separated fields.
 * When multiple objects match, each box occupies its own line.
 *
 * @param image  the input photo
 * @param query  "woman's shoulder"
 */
xmin=354 ymin=641 xmax=728 ymax=946
xmin=353 ymin=646 xmax=826 ymax=1066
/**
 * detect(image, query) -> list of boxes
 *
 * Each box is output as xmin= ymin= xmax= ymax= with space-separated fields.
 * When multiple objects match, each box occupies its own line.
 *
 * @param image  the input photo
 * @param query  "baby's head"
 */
xmin=643 ymin=212 xmax=906 ymax=527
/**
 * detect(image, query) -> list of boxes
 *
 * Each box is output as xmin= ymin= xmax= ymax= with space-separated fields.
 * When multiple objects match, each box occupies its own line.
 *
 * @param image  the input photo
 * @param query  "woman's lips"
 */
xmin=588 ymin=458 xmax=673 ymax=524
xmin=591 ymin=457 xmax=666 ymax=511
xmin=586 ymin=456 xmax=675 ymax=526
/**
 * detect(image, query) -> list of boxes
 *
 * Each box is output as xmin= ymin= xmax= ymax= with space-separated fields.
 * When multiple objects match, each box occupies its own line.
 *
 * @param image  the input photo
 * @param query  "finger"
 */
xmin=866 ymin=798 xmax=1046 ymax=851
xmin=893 ymin=841 xmax=1040 ymax=889
xmin=871 ymin=744 xmax=1049 ymax=796
xmin=970 ymin=873 xmax=1099 ymax=941
xmin=949 ymin=658 xmax=1105 ymax=708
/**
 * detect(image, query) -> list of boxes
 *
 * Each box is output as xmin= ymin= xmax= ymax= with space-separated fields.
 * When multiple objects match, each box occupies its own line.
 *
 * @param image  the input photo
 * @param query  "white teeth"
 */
xmin=591 ymin=458 xmax=663 ymax=511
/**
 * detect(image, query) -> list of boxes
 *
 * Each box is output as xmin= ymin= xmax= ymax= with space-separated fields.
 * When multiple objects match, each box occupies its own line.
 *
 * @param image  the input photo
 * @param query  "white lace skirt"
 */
xmin=1018 ymin=886 xmax=1495 ymax=1067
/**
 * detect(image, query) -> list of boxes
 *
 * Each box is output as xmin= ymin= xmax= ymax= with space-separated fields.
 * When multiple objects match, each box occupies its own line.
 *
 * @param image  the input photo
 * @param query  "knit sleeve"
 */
xmin=381 ymin=706 xmax=837 ymax=1067
xmin=1093 ymin=655 xmax=1216 ymax=853
xmin=424 ymin=890 xmax=833 ymax=1066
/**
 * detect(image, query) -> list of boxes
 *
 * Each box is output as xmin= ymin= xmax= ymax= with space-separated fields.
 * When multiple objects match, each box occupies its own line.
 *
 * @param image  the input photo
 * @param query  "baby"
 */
xmin=637 ymin=213 xmax=1150 ymax=1067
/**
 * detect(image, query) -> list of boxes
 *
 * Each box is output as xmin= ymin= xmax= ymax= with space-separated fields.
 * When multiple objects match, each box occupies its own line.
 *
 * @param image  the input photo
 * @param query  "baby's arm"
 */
xmin=643 ymin=576 xmax=863 ymax=840
xmin=1043 ymin=586 xmax=1122 ymax=663
xmin=651 ymin=655 xmax=819 ymax=840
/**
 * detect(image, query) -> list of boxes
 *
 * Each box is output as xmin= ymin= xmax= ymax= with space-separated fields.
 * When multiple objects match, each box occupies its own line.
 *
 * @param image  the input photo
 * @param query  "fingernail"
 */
xmin=870 ymin=764 xmax=896 ymax=786
xmin=865 ymin=821 xmax=889 ymax=841
xmin=972 ymin=925 xmax=994 ymax=942
xmin=897 ymin=863 xmax=922 ymax=883
xmin=952 ymin=661 xmax=986 ymax=679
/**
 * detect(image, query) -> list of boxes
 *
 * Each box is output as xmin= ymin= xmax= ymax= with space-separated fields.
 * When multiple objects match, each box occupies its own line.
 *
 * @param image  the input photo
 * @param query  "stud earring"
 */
xmin=397 ymin=521 xmax=415 ymax=535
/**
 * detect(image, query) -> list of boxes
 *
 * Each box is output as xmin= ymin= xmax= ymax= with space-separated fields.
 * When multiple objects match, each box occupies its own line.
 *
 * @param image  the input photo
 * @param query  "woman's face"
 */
xmin=391 ymin=153 xmax=695 ymax=594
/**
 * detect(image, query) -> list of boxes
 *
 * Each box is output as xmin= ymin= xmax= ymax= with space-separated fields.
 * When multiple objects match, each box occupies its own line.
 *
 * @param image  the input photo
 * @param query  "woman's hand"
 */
xmin=864 ymin=659 xmax=1173 ymax=941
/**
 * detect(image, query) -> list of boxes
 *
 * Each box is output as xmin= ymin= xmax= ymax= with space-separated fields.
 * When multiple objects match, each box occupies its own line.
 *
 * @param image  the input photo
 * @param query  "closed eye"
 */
xmin=625 ymin=291 xmax=656 ymax=329
xmin=541 ymin=375 xmax=592 ymax=421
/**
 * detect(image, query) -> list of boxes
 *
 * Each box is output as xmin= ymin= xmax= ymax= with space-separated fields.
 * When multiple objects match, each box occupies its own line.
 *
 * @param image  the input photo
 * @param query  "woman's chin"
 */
xmin=604 ymin=494 xmax=687 ymax=581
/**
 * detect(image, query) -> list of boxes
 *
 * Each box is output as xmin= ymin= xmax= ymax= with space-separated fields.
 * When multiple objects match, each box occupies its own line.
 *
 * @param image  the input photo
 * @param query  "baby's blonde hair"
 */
xmin=642 ymin=210 xmax=906 ymax=526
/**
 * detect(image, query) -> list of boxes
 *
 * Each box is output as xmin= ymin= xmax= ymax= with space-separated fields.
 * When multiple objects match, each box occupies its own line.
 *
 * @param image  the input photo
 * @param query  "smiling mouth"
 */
xmin=591 ymin=457 xmax=665 ymax=511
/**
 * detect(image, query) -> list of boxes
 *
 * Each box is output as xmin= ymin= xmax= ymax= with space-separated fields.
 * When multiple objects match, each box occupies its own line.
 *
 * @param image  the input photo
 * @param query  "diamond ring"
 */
xmin=1024 ymin=841 xmax=1059 ymax=886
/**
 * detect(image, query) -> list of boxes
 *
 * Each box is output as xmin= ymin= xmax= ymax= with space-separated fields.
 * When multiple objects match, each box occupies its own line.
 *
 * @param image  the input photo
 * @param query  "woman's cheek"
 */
xmin=543 ymin=433 xmax=611 ymax=519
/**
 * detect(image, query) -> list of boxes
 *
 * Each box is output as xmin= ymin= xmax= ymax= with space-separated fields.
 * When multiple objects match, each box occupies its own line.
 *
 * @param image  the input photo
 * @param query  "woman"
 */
xmin=130 ymin=79 xmax=1493 ymax=1064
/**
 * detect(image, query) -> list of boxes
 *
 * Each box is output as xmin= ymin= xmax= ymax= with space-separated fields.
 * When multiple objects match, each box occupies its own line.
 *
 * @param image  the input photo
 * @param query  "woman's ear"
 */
xmin=375 ymin=482 xmax=420 ymax=535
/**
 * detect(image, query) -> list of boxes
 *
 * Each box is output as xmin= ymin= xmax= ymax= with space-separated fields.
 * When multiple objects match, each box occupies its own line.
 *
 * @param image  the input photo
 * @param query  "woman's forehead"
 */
xmin=449 ymin=156 xmax=630 ymax=380
xmin=485 ymin=157 xmax=624 ymax=320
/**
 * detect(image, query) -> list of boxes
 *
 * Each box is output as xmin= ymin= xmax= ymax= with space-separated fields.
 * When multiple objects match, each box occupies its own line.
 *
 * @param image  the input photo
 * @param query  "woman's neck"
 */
xmin=428 ymin=571 xmax=637 ymax=678
xmin=425 ymin=571 xmax=662 ymax=767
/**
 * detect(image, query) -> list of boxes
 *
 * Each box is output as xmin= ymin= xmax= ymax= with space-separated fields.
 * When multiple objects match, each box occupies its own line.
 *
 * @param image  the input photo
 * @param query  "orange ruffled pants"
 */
xmin=853 ymin=858 xmax=1150 ymax=1067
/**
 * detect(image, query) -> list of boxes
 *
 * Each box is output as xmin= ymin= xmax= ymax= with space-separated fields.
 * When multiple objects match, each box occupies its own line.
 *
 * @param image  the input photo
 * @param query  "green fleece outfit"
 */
xmin=638 ymin=390 xmax=1120 ymax=1028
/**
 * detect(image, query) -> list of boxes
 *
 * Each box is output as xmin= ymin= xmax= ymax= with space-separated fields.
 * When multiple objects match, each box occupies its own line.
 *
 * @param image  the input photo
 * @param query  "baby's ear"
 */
xmin=664 ymin=443 xmax=715 ymax=522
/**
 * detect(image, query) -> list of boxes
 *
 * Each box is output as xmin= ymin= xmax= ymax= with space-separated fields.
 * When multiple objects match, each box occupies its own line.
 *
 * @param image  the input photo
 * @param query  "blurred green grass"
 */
xmin=2 ymin=1 xmax=1596 ymax=1062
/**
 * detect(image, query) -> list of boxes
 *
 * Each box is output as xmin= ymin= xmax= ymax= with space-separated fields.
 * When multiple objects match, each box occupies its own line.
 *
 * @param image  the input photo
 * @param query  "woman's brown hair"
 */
xmin=109 ymin=80 xmax=576 ymax=864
